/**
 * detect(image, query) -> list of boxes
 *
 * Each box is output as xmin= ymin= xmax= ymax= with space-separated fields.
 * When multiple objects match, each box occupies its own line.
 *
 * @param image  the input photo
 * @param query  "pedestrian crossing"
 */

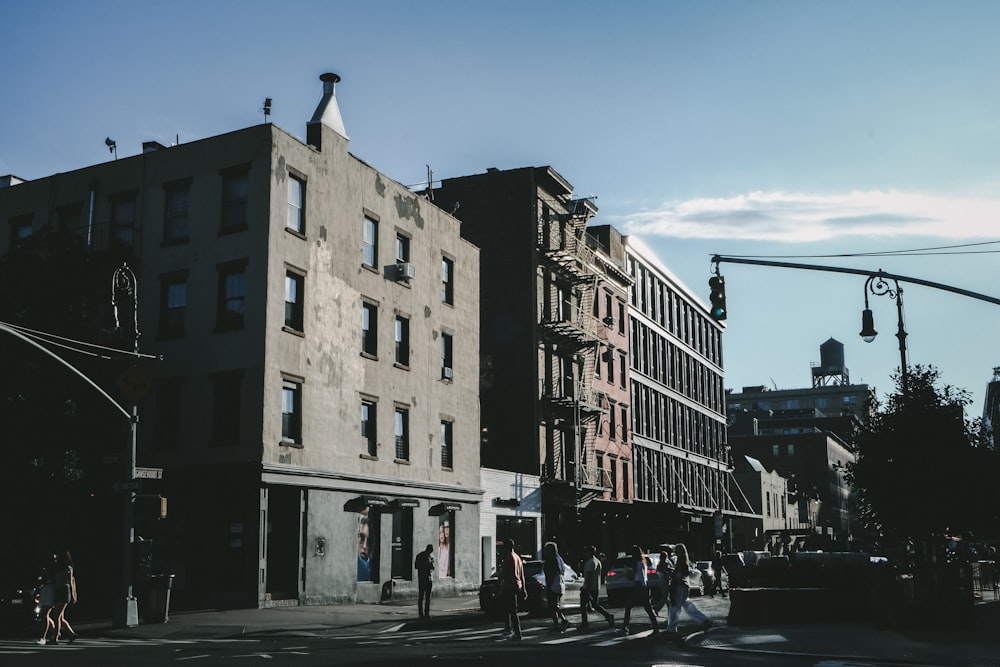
xmin=0 ymin=636 xmax=252 ymax=656
xmin=369 ymin=622 xmax=674 ymax=648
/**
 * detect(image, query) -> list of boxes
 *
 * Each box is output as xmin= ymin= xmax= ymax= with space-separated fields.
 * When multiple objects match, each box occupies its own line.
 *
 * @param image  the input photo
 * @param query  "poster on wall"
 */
xmin=357 ymin=508 xmax=373 ymax=582
xmin=437 ymin=512 xmax=453 ymax=578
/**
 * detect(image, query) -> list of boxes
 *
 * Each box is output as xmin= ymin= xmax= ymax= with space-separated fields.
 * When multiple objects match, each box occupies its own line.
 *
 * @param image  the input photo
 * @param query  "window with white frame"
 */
xmin=394 ymin=406 xmax=409 ymax=461
xmin=287 ymin=175 xmax=305 ymax=234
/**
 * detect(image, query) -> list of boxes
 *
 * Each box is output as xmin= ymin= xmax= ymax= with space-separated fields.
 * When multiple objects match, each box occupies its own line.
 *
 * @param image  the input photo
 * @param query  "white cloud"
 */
xmin=616 ymin=191 xmax=1000 ymax=242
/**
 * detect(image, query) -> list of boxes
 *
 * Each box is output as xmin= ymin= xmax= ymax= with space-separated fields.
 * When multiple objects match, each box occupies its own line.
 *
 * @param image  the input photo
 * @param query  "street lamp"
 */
xmin=860 ymin=272 xmax=909 ymax=393
xmin=112 ymin=263 xmax=140 ymax=628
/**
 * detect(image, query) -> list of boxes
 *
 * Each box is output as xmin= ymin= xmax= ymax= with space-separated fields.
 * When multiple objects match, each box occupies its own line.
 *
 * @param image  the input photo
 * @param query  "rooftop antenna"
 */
xmin=426 ymin=165 xmax=434 ymax=201
xmin=262 ymin=97 xmax=272 ymax=123
xmin=105 ymin=137 xmax=117 ymax=160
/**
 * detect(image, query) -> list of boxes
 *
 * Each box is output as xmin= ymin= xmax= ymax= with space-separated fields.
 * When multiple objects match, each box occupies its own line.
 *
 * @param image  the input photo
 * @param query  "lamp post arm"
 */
xmin=0 ymin=322 xmax=130 ymax=420
xmin=711 ymin=255 xmax=1000 ymax=307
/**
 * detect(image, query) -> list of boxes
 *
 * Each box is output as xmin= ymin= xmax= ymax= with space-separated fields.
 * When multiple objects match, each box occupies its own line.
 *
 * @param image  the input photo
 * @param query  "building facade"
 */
xmin=622 ymin=236 xmax=746 ymax=557
xmin=434 ymin=167 xmax=632 ymax=560
xmin=0 ymin=73 xmax=482 ymax=609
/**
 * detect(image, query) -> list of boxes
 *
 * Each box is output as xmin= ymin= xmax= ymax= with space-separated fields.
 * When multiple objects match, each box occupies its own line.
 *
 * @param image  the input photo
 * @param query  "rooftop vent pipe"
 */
xmin=307 ymin=72 xmax=348 ymax=149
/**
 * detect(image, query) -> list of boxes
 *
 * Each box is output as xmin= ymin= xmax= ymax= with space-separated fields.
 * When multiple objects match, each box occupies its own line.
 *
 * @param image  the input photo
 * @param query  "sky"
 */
xmin=2 ymin=0 xmax=999 ymax=416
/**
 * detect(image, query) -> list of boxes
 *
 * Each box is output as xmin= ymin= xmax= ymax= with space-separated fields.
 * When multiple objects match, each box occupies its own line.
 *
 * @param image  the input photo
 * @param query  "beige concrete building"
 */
xmin=0 ymin=73 xmax=481 ymax=608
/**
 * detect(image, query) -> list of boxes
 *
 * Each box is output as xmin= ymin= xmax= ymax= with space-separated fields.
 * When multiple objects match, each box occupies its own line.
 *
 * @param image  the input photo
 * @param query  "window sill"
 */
xmin=393 ymin=362 xmax=410 ymax=371
xmin=361 ymin=351 xmax=378 ymax=361
xmin=160 ymin=237 xmax=190 ymax=247
xmin=441 ymin=466 xmax=454 ymax=472
xmin=362 ymin=263 xmax=379 ymax=274
xmin=218 ymin=224 xmax=248 ymax=237
xmin=279 ymin=439 xmax=303 ymax=449
xmin=285 ymin=227 xmax=306 ymax=241
xmin=394 ymin=458 xmax=411 ymax=465
xmin=282 ymin=326 xmax=305 ymax=338
xmin=359 ymin=453 xmax=378 ymax=461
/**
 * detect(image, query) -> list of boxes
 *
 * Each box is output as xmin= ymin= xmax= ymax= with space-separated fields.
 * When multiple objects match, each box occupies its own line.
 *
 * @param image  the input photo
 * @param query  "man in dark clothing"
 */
xmin=496 ymin=539 xmax=525 ymax=640
xmin=414 ymin=544 xmax=435 ymax=617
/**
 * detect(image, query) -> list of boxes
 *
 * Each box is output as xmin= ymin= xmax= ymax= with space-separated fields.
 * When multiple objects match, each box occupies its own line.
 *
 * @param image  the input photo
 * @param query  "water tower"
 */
xmin=811 ymin=338 xmax=850 ymax=387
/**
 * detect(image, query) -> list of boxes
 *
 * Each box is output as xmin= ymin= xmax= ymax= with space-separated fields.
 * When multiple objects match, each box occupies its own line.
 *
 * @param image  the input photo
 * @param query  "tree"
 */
xmin=845 ymin=365 xmax=999 ymax=548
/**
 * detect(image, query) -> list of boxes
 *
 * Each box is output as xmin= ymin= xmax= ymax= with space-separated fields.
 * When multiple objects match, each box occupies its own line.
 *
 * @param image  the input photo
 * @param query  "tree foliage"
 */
xmin=846 ymin=365 xmax=1000 ymax=545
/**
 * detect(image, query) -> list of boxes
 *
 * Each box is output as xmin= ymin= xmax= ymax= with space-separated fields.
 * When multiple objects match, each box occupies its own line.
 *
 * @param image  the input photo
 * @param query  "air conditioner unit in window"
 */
xmin=394 ymin=262 xmax=416 ymax=281
xmin=442 ymin=367 xmax=454 ymax=380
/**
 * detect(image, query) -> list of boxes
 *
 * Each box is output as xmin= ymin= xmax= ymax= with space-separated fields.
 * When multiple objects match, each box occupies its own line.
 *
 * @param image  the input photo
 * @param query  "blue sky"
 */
xmin=3 ymin=0 xmax=999 ymax=414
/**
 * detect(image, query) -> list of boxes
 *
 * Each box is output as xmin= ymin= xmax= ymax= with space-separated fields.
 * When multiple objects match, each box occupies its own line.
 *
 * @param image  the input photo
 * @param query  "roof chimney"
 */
xmin=307 ymin=72 xmax=348 ymax=149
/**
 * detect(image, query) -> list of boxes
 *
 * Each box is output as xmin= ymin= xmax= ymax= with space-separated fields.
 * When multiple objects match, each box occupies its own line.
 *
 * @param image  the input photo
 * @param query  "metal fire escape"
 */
xmin=537 ymin=198 xmax=608 ymax=504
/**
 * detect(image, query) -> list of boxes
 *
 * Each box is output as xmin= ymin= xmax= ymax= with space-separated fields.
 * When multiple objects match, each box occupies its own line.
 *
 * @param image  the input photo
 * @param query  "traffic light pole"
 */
xmin=711 ymin=256 xmax=1000 ymax=307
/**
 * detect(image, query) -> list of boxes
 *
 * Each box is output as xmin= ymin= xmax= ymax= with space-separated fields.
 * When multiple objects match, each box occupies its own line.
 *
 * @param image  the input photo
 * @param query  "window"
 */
xmin=154 ymin=378 xmax=183 ymax=450
xmin=287 ymin=175 xmax=305 ymax=234
xmin=58 ymin=204 xmax=84 ymax=238
xmin=394 ymin=315 xmax=409 ymax=366
xmin=363 ymin=215 xmax=378 ymax=267
xmin=441 ymin=257 xmax=454 ymax=305
xmin=619 ymin=351 xmax=627 ymax=388
xmin=391 ymin=509 xmax=413 ymax=580
xmin=621 ymin=405 xmax=629 ymax=442
xmin=362 ymin=301 xmax=378 ymax=356
xmin=396 ymin=233 xmax=410 ymax=263
xmin=211 ymin=371 xmax=242 ymax=447
xmin=441 ymin=420 xmax=453 ymax=468
xmin=8 ymin=214 xmax=31 ymax=247
xmin=281 ymin=379 xmax=302 ymax=444
xmin=220 ymin=167 xmax=249 ymax=231
xmin=618 ymin=301 xmax=626 ymax=334
xmin=217 ymin=262 xmax=246 ymax=330
xmin=609 ymin=404 xmax=617 ymax=440
xmin=159 ymin=275 xmax=187 ymax=337
xmin=111 ymin=194 xmax=136 ymax=248
xmin=164 ymin=181 xmax=190 ymax=242
xmin=285 ymin=270 xmax=305 ymax=332
xmin=394 ymin=406 xmax=409 ymax=461
xmin=441 ymin=332 xmax=453 ymax=380
xmin=362 ymin=399 xmax=377 ymax=457
xmin=607 ymin=347 xmax=615 ymax=384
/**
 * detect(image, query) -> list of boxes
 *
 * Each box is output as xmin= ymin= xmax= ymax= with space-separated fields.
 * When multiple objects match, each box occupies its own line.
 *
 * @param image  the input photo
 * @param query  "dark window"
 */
xmin=111 ymin=195 xmax=136 ymax=248
xmin=362 ymin=399 xmax=377 ymax=456
xmin=221 ymin=167 xmax=249 ymax=231
xmin=154 ymin=378 xmax=183 ymax=450
xmin=391 ymin=509 xmax=413 ymax=580
xmin=363 ymin=216 xmax=378 ymax=266
xmin=394 ymin=315 xmax=409 ymax=366
xmin=287 ymin=175 xmax=305 ymax=234
xmin=362 ymin=301 xmax=378 ymax=356
xmin=441 ymin=332 xmax=453 ymax=380
xmin=8 ymin=214 xmax=32 ymax=247
xmin=441 ymin=257 xmax=454 ymax=305
xmin=211 ymin=372 xmax=242 ymax=447
xmin=159 ymin=276 xmax=187 ymax=337
xmin=164 ymin=182 xmax=190 ymax=242
xmin=58 ymin=204 xmax=84 ymax=238
xmin=217 ymin=263 xmax=246 ymax=329
xmin=285 ymin=271 xmax=304 ymax=331
xmin=396 ymin=233 xmax=410 ymax=263
xmin=394 ymin=407 xmax=409 ymax=460
xmin=281 ymin=379 xmax=302 ymax=444
xmin=441 ymin=420 xmax=453 ymax=469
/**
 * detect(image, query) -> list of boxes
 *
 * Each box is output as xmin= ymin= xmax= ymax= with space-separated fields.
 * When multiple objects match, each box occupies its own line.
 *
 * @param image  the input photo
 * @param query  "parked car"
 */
xmin=604 ymin=553 xmax=665 ymax=606
xmin=0 ymin=579 xmax=41 ymax=637
xmin=694 ymin=560 xmax=714 ymax=595
xmin=479 ymin=559 xmax=583 ymax=617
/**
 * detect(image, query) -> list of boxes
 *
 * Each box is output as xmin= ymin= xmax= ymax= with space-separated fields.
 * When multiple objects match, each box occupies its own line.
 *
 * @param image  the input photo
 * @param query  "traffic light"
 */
xmin=708 ymin=275 xmax=727 ymax=321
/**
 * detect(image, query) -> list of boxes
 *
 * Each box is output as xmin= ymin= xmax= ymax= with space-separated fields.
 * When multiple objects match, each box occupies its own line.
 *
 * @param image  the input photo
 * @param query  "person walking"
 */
xmin=620 ymin=545 xmax=659 ymax=636
xmin=52 ymin=551 xmax=77 ymax=644
xmin=414 ymin=544 xmax=435 ymax=618
xmin=652 ymin=547 xmax=675 ymax=614
xmin=579 ymin=545 xmax=614 ymax=631
xmin=711 ymin=549 xmax=727 ymax=597
xmin=496 ymin=539 xmax=525 ymax=641
xmin=666 ymin=543 xmax=711 ymax=634
xmin=36 ymin=559 xmax=55 ymax=646
xmin=542 ymin=542 xmax=570 ymax=633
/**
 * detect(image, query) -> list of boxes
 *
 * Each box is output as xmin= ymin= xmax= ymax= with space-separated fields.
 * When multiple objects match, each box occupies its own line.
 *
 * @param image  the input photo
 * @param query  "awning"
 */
xmin=492 ymin=497 xmax=521 ymax=508
xmin=343 ymin=495 xmax=390 ymax=512
xmin=428 ymin=502 xmax=462 ymax=516
xmin=384 ymin=497 xmax=421 ymax=513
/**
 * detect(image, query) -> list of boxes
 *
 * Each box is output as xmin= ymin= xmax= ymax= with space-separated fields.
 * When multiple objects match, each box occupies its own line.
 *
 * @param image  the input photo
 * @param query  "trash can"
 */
xmin=145 ymin=574 xmax=174 ymax=623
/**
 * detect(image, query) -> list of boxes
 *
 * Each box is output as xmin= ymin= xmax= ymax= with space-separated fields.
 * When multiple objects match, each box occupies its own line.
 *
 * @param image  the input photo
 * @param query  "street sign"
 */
xmin=135 ymin=467 xmax=163 ymax=480
xmin=116 ymin=363 xmax=153 ymax=404
xmin=113 ymin=480 xmax=140 ymax=493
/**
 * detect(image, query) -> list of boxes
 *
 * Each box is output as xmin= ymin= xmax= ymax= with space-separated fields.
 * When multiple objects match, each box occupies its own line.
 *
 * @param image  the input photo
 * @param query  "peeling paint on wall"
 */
xmin=394 ymin=192 xmax=425 ymax=229
xmin=375 ymin=175 xmax=386 ymax=197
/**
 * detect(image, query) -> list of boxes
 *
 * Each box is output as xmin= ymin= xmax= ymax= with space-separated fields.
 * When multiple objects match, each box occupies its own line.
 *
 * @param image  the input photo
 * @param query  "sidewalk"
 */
xmin=73 ymin=593 xmax=1000 ymax=666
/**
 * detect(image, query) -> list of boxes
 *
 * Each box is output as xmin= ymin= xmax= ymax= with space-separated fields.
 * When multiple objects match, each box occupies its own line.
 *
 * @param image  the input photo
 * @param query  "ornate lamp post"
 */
xmin=112 ymin=263 xmax=140 ymax=628
xmin=860 ymin=272 xmax=909 ymax=394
